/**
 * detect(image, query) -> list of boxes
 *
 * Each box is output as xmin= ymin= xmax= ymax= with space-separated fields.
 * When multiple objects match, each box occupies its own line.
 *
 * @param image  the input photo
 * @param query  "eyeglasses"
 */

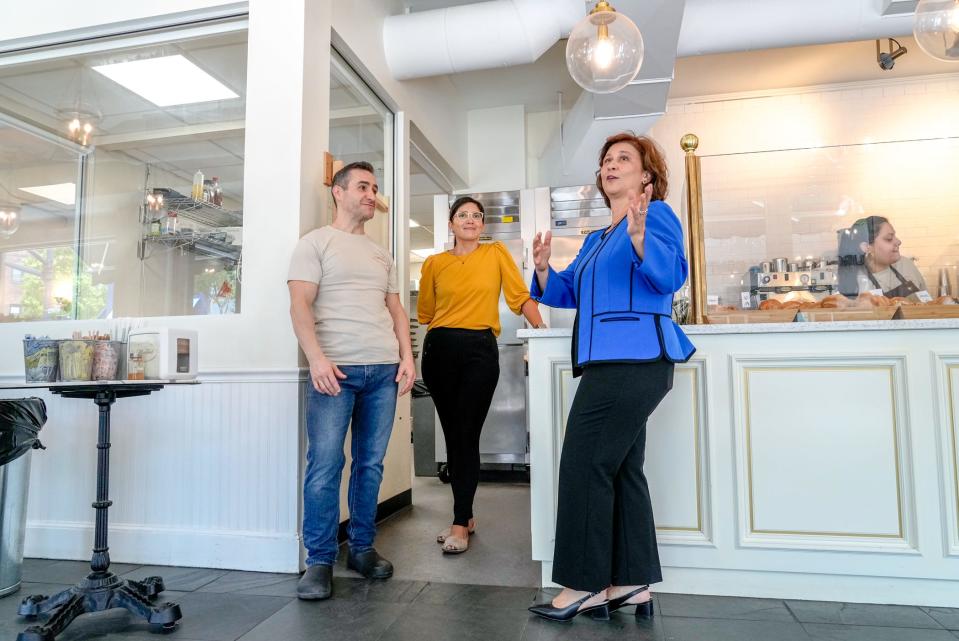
xmin=454 ymin=211 xmax=484 ymax=221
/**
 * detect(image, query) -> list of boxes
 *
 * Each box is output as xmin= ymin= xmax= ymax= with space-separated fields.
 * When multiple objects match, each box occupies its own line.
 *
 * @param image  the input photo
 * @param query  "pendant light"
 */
xmin=565 ymin=1 xmax=644 ymax=94
xmin=913 ymin=0 xmax=959 ymax=62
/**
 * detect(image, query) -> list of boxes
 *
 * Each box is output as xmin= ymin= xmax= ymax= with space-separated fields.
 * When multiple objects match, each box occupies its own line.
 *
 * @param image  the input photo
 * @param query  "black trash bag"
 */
xmin=0 ymin=397 xmax=47 ymax=466
xmin=411 ymin=380 xmax=430 ymax=398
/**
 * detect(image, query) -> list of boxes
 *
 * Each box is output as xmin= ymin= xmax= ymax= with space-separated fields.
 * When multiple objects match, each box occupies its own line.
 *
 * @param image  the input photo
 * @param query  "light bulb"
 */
xmin=63 ymin=111 xmax=97 ymax=145
xmin=914 ymin=0 xmax=959 ymax=62
xmin=0 ymin=208 xmax=20 ymax=238
xmin=594 ymin=37 xmax=615 ymax=70
xmin=565 ymin=1 xmax=644 ymax=94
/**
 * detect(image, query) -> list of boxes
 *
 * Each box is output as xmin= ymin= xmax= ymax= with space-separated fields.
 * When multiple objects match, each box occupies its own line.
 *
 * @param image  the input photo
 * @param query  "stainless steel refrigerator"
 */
xmin=537 ymin=185 xmax=612 ymax=329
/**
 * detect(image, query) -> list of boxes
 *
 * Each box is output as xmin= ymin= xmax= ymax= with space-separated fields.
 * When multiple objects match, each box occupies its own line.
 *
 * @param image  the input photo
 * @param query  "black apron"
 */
xmin=867 ymin=264 xmax=921 ymax=299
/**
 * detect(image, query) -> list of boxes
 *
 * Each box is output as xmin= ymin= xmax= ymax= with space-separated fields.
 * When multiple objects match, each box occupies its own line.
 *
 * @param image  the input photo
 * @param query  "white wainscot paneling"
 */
xmin=2 ymin=371 xmax=303 ymax=572
xmin=548 ymin=360 xmax=709 ymax=543
xmin=935 ymin=355 xmax=959 ymax=557
xmin=646 ymin=360 xmax=712 ymax=545
xmin=733 ymin=356 xmax=916 ymax=553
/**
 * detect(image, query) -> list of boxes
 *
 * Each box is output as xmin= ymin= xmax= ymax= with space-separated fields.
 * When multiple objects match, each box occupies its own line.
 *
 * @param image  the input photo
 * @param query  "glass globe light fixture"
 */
xmin=565 ymin=1 xmax=644 ymax=94
xmin=0 ymin=206 xmax=20 ymax=238
xmin=914 ymin=0 xmax=959 ymax=62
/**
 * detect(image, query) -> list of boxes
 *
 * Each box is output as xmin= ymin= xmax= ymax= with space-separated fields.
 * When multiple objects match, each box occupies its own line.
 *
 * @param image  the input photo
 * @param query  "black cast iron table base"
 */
xmin=16 ymin=385 xmax=182 ymax=640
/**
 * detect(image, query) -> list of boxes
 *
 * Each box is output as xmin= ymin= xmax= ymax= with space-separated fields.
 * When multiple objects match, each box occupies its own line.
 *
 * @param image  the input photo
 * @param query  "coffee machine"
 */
xmin=745 ymin=257 xmax=839 ymax=309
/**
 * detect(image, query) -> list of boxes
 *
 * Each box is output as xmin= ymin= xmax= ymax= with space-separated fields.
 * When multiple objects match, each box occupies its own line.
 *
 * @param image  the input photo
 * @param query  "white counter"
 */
xmin=518 ymin=317 xmax=959 ymax=339
xmin=522 ymin=323 xmax=959 ymax=606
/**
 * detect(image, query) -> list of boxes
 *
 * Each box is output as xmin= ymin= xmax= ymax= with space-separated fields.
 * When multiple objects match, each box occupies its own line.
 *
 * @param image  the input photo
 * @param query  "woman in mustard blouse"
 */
xmin=418 ymin=196 xmax=543 ymax=554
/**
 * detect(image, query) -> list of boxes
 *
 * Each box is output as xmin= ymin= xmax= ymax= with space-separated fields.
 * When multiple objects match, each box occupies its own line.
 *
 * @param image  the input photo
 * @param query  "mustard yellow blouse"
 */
xmin=417 ymin=242 xmax=530 ymax=337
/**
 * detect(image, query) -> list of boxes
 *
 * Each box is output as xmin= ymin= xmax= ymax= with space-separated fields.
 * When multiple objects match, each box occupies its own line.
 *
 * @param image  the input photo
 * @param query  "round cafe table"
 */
xmin=0 ymin=380 xmax=197 ymax=641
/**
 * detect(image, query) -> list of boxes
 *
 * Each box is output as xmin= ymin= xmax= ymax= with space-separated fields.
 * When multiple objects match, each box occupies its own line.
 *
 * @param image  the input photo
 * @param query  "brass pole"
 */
xmin=681 ymin=133 xmax=707 ymax=324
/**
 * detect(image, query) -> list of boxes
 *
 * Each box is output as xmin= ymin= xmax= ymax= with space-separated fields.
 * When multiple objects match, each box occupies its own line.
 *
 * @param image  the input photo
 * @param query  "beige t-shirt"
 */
xmin=288 ymin=226 xmax=400 ymax=365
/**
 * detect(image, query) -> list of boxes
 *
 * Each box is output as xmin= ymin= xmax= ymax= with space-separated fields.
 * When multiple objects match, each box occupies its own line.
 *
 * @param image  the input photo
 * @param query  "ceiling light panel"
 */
xmin=19 ymin=182 xmax=76 ymax=205
xmin=93 ymin=55 xmax=238 ymax=107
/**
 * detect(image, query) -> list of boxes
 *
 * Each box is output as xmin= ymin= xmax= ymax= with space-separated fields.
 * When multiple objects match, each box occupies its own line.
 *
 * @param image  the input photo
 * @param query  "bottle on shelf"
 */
xmin=149 ymin=218 xmax=161 ymax=236
xmin=192 ymin=169 xmax=204 ymax=201
xmin=164 ymin=210 xmax=179 ymax=235
xmin=211 ymin=176 xmax=223 ymax=207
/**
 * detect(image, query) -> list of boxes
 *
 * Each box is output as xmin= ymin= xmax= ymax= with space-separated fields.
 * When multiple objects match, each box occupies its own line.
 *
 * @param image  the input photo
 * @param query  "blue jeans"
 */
xmin=303 ymin=363 xmax=399 ymax=567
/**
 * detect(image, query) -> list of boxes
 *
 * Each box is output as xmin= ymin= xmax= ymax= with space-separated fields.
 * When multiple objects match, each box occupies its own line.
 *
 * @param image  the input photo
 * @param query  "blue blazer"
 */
xmin=531 ymin=200 xmax=695 ymax=370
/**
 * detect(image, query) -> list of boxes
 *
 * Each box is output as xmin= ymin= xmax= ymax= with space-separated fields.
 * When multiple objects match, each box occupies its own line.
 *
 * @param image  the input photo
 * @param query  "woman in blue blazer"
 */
xmin=529 ymin=133 xmax=694 ymax=622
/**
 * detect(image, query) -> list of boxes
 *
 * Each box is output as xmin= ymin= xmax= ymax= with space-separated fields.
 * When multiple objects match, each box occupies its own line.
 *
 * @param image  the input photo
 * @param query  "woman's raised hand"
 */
xmin=626 ymin=183 xmax=653 ymax=239
xmin=533 ymin=230 xmax=552 ymax=273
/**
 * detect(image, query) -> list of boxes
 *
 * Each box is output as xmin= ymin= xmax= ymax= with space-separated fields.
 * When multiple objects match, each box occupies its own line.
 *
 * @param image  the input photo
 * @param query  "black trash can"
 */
xmin=411 ymin=380 xmax=438 ymax=477
xmin=0 ymin=398 xmax=46 ymax=598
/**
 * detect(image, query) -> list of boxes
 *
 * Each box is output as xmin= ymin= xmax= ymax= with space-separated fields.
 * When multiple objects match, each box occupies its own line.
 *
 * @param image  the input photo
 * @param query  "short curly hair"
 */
xmin=594 ymin=133 xmax=669 ymax=207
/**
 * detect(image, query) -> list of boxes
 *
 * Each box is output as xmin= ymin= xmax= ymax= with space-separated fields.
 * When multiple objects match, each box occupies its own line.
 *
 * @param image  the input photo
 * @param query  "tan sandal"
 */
xmin=442 ymin=534 xmax=469 ymax=554
xmin=436 ymin=522 xmax=476 ymax=543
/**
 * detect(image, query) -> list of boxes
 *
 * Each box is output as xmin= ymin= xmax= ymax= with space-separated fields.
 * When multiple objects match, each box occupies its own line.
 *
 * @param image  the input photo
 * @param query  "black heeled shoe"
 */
xmin=608 ymin=585 xmax=653 ymax=619
xmin=528 ymin=591 xmax=610 ymax=622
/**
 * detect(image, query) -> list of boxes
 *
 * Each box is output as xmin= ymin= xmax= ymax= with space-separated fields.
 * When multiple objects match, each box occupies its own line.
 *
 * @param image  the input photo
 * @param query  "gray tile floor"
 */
xmin=4 ymin=478 xmax=958 ymax=641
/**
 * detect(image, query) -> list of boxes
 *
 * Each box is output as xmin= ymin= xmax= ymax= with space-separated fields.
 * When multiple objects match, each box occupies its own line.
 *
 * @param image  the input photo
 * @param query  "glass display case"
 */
xmin=688 ymin=136 xmax=959 ymax=323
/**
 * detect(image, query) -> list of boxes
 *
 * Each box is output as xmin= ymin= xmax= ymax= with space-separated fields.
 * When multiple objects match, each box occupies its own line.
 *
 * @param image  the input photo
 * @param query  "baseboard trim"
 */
xmin=25 ymin=521 xmax=301 ymax=573
xmin=338 ymin=489 xmax=412 ymax=543
xmin=25 ymin=490 xmax=415 ymax=573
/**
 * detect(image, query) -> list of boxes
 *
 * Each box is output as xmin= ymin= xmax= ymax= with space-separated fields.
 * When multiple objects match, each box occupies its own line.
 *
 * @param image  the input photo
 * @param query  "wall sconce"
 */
xmin=876 ymin=38 xmax=908 ymax=70
xmin=0 ymin=206 xmax=20 ymax=238
xmin=914 ymin=0 xmax=959 ymax=62
xmin=565 ymin=0 xmax=644 ymax=94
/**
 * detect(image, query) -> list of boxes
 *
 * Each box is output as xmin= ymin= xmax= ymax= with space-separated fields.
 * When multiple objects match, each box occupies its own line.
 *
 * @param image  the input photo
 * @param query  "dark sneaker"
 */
xmin=297 ymin=564 xmax=332 ymax=600
xmin=347 ymin=548 xmax=393 ymax=579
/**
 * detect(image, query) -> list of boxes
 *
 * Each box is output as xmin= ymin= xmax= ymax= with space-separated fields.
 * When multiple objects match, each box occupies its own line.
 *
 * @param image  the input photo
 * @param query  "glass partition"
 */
xmin=0 ymin=119 xmax=90 ymax=321
xmin=329 ymin=49 xmax=394 ymax=253
xmin=698 ymin=136 xmax=959 ymax=322
xmin=0 ymin=25 xmax=247 ymax=321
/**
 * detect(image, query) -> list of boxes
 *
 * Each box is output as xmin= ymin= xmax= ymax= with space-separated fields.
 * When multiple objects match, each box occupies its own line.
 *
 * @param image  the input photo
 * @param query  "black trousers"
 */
xmin=421 ymin=327 xmax=500 ymax=526
xmin=552 ymin=359 xmax=674 ymax=592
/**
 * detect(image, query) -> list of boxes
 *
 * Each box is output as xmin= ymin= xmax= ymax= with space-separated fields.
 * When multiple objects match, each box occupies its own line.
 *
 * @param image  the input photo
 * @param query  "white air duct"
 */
xmin=384 ymin=0 xmax=584 ymax=80
xmin=677 ymin=0 xmax=915 ymax=57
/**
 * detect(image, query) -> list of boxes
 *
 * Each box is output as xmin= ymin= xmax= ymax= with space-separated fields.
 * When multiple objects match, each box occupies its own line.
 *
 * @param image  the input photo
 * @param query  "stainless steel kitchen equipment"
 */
xmin=745 ymin=256 xmax=839 ymax=308
xmin=540 ymin=185 xmax=612 ymax=329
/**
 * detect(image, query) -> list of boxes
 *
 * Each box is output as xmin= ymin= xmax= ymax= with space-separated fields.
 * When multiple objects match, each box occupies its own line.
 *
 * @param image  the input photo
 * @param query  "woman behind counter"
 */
xmin=527 ymin=133 xmax=694 ymax=622
xmin=417 ymin=196 xmax=543 ymax=555
xmin=838 ymin=215 xmax=928 ymax=300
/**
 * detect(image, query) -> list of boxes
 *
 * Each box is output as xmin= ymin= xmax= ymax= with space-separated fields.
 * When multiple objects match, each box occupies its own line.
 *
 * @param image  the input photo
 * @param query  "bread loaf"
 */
xmin=759 ymin=299 xmax=782 ymax=310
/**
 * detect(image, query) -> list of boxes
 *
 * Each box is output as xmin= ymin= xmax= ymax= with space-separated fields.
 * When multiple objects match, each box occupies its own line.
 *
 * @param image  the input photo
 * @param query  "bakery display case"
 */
xmin=683 ymin=135 xmax=959 ymax=325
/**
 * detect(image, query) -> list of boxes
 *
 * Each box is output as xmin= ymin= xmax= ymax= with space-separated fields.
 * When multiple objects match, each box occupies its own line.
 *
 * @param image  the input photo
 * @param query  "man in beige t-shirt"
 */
xmin=288 ymin=161 xmax=414 ymax=600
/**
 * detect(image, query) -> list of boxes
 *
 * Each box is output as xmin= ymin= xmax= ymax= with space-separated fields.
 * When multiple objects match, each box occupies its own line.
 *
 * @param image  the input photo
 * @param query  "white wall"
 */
xmin=467 ymin=105 xmax=527 ymax=192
